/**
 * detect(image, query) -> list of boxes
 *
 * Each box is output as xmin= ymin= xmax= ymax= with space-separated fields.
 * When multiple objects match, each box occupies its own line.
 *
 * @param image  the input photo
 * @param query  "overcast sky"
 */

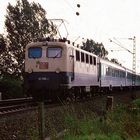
xmin=0 ymin=0 xmax=140 ymax=72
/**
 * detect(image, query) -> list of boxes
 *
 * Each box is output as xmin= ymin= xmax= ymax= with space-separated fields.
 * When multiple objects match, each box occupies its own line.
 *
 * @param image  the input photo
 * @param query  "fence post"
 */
xmin=0 ymin=92 xmax=2 ymax=100
xmin=38 ymin=101 xmax=45 ymax=140
xmin=106 ymin=96 xmax=114 ymax=111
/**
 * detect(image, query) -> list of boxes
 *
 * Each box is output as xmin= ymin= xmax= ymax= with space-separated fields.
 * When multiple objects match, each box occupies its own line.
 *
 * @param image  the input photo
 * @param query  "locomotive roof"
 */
xmin=26 ymin=38 xmax=98 ymax=57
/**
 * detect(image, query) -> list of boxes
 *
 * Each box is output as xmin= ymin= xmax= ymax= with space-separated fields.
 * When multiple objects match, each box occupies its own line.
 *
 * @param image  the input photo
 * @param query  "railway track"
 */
xmin=0 ymin=97 xmax=68 ymax=116
xmin=0 ymin=96 xmax=100 ymax=117
xmin=0 ymin=97 xmax=37 ymax=116
xmin=0 ymin=90 xmax=138 ymax=116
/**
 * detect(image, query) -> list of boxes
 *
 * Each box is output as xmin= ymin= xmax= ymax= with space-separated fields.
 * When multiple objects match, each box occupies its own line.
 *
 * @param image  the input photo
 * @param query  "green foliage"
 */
xmin=4 ymin=0 xmax=56 ymax=76
xmin=63 ymin=104 xmax=140 ymax=140
xmin=81 ymin=39 xmax=108 ymax=58
xmin=132 ymin=99 xmax=140 ymax=108
xmin=0 ymin=34 xmax=8 ymax=74
xmin=111 ymin=58 xmax=122 ymax=65
xmin=0 ymin=34 xmax=6 ymax=53
xmin=0 ymin=34 xmax=16 ymax=75
xmin=0 ymin=74 xmax=23 ymax=99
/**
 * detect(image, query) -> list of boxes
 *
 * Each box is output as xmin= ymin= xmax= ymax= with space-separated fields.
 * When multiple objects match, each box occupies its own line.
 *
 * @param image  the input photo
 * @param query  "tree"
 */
xmin=4 ymin=0 xmax=56 ymax=76
xmin=0 ymin=34 xmax=6 ymax=53
xmin=0 ymin=34 xmax=12 ymax=75
xmin=111 ymin=58 xmax=121 ymax=65
xmin=81 ymin=39 xmax=108 ymax=58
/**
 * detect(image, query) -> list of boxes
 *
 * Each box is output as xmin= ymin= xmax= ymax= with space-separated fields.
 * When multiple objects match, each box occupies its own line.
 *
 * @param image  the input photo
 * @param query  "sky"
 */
xmin=0 ymin=0 xmax=140 ymax=72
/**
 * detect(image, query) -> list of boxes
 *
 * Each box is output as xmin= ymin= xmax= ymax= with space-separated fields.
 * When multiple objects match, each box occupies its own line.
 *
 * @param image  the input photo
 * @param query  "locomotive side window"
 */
xmin=86 ymin=54 xmax=89 ymax=63
xmin=76 ymin=50 xmax=80 ymax=61
xmin=28 ymin=47 xmax=42 ymax=58
xmin=47 ymin=47 xmax=62 ymax=58
xmin=81 ymin=52 xmax=85 ymax=62
xmin=90 ymin=56 xmax=93 ymax=64
xmin=93 ymin=57 xmax=96 ymax=65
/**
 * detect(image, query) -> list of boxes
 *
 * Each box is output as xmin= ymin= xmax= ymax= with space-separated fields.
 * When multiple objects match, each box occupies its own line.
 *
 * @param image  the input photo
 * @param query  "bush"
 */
xmin=63 ymin=104 xmax=140 ymax=140
xmin=132 ymin=99 xmax=140 ymax=108
xmin=0 ymin=74 xmax=24 ymax=99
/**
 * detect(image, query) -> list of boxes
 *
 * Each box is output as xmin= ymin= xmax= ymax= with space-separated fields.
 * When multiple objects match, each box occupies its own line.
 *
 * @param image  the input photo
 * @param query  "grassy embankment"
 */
xmin=62 ymin=99 xmax=140 ymax=140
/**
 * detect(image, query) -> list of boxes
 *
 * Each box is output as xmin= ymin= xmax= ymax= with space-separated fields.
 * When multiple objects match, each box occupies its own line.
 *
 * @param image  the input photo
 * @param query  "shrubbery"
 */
xmin=0 ymin=74 xmax=24 ymax=99
xmin=63 ymin=103 xmax=140 ymax=140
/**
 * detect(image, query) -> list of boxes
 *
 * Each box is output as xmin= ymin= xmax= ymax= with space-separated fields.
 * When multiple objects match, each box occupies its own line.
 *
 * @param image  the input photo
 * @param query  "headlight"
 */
xmin=56 ymin=68 xmax=60 ymax=73
xmin=27 ymin=68 xmax=33 ymax=73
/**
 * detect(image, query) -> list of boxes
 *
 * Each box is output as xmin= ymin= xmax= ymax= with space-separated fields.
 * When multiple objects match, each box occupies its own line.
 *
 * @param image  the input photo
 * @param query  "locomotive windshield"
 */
xmin=28 ymin=47 xmax=42 ymax=58
xmin=47 ymin=47 xmax=62 ymax=58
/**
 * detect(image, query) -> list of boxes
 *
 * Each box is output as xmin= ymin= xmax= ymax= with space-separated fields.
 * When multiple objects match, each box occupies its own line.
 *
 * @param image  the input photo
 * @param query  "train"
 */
xmin=24 ymin=37 xmax=140 ymax=99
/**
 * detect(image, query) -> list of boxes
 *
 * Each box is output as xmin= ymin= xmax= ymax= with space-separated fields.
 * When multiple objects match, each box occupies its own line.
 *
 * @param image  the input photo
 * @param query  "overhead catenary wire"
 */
xmin=109 ymin=38 xmax=133 ymax=54
xmin=109 ymin=37 xmax=136 ymax=73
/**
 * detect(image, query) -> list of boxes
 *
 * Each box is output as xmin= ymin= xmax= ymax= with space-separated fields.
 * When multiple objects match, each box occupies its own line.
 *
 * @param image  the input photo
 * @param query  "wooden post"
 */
xmin=106 ymin=96 xmax=114 ymax=111
xmin=38 ymin=101 xmax=45 ymax=140
xmin=0 ymin=92 xmax=2 ymax=100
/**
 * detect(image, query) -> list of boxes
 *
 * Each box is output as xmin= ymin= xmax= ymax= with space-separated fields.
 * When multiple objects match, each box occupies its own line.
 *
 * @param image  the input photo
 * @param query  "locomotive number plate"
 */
xmin=39 ymin=62 xmax=48 ymax=69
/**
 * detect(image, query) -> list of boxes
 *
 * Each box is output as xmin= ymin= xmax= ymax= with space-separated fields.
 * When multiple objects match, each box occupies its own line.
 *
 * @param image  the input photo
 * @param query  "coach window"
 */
xmin=114 ymin=70 xmax=116 ymax=77
xmin=76 ymin=50 xmax=80 ymax=61
xmin=116 ymin=70 xmax=118 ymax=77
xmin=28 ymin=47 xmax=42 ymax=58
xmin=86 ymin=54 xmax=89 ymax=63
xmin=81 ymin=52 xmax=85 ymax=62
xmin=93 ymin=57 xmax=96 ymax=65
xmin=123 ymin=71 xmax=125 ymax=78
xmin=120 ymin=71 xmax=123 ymax=78
xmin=90 ymin=55 xmax=93 ymax=64
xmin=127 ymin=72 xmax=131 ymax=79
xmin=106 ymin=67 xmax=109 ymax=76
xmin=108 ymin=67 xmax=112 ymax=76
xmin=47 ymin=47 xmax=62 ymax=58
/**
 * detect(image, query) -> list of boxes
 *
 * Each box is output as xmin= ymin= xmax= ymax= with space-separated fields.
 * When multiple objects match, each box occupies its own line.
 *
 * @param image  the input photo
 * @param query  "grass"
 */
xmin=132 ymin=98 xmax=140 ymax=108
xmin=62 ymin=100 xmax=140 ymax=140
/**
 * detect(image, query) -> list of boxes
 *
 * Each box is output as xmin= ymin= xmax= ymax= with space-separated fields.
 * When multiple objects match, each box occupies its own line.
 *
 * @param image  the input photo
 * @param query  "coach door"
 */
xmin=98 ymin=60 xmax=101 ymax=87
xmin=68 ymin=47 xmax=75 ymax=81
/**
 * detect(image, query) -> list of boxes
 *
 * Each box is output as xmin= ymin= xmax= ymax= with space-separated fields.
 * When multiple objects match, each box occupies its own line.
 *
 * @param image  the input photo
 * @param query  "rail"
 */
xmin=0 ymin=97 xmax=37 ymax=116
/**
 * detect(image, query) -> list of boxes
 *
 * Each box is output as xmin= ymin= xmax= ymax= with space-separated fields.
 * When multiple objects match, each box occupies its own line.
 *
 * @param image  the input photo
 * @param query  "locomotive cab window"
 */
xmin=47 ymin=47 xmax=62 ymax=58
xmin=28 ymin=47 xmax=42 ymax=58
